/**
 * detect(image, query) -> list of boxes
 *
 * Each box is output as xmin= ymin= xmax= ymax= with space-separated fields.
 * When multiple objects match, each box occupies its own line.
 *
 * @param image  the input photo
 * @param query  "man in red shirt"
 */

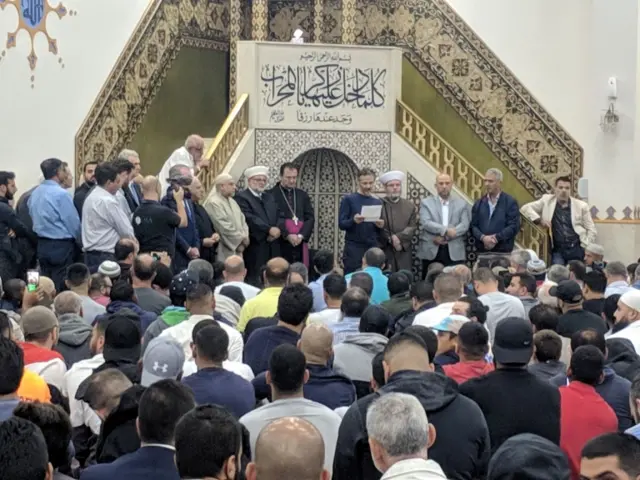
xmin=443 ymin=321 xmax=494 ymax=384
xmin=560 ymin=345 xmax=617 ymax=479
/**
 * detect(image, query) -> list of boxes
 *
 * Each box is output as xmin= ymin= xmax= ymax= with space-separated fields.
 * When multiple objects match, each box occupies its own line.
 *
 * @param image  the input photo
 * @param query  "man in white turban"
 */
xmin=234 ymin=166 xmax=283 ymax=285
xmin=379 ymin=171 xmax=417 ymax=272
xmin=203 ymin=173 xmax=249 ymax=261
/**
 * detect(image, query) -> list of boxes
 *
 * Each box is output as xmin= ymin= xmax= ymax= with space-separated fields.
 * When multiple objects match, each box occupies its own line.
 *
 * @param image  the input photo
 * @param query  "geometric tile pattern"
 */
xmin=74 ymin=0 xmax=234 ymax=182
xmin=267 ymin=0 xmax=584 ymax=198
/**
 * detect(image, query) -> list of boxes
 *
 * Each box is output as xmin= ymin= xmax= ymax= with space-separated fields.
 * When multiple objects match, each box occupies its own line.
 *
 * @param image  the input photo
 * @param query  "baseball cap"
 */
xmin=549 ymin=280 xmax=583 ymax=303
xmin=21 ymin=306 xmax=58 ymax=336
xmin=432 ymin=314 xmax=469 ymax=335
xmin=492 ymin=317 xmax=533 ymax=365
xmin=170 ymin=270 xmax=199 ymax=297
xmin=140 ymin=337 xmax=185 ymax=387
xmin=103 ymin=309 xmax=141 ymax=360
xmin=619 ymin=289 xmax=640 ymax=312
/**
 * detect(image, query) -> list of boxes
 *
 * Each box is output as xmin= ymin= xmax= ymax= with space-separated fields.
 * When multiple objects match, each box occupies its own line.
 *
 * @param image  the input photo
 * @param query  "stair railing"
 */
xmin=198 ymin=93 xmax=250 ymax=192
xmin=396 ymin=100 xmax=549 ymax=263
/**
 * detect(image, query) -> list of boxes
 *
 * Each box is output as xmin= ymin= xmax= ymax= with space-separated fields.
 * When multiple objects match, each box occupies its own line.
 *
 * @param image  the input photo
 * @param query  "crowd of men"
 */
xmin=0 ymin=136 xmax=639 ymax=479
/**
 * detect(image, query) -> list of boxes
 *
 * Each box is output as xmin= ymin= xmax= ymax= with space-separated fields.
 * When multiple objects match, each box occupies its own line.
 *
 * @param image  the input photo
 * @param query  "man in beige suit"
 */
xmin=203 ymin=173 xmax=249 ymax=261
xmin=520 ymin=176 xmax=596 ymax=266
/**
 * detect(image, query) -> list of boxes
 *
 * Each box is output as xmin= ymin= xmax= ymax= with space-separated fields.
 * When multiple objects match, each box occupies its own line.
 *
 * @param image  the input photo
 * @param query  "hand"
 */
xmin=187 ymin=247 xmax=200 ymax=259
xmin=173 ymin=186 xmax=184 ymax=202
xmin=488 ymin=235 xmax=498 ymax=247
xmin=158 ymin=252 xmax=171 ymax=267
xmin=539 ymin=220 xmax=551 ymax=229
xmin=446 ymin=227 xmax=456 ymax=238
xmin=433 ymin=236 xmax=447 ymax=245
xmin=211 ymin=233 xmax=220 ymax=243
xmin=375 ymin=219 xmax=385 ymax=228
xmin=354 ymin=214 xmax=365 ymax=224
xmin=391 ymin=235 xmax=401 ymax=250
xmin=269 ymin=227 xmax=281 ymax=239
xmin=202 ymin=238 xmax=215 ymax=247
xmin=7 ymin=229 xmax=15 ymax=238
xmin=22 ymin=286 xmax=46 ymax=311
xmin=287 ymin=234 xmax=299 ymax=246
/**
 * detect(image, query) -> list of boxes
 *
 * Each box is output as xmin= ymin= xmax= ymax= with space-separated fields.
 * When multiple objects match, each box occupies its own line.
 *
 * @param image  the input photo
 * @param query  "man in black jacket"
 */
xmin=333 ymin=330 xmax=490 ymax=480
xmin=74 ymin=161 xmax=98 ymax=216
xmin=0 ymin=171 xmax=36 ymax=283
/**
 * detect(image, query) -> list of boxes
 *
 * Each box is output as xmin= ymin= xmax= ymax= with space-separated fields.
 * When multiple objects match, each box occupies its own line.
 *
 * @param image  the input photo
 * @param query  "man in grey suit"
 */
xmin=417 ymin=174 xmax=471 ymax=278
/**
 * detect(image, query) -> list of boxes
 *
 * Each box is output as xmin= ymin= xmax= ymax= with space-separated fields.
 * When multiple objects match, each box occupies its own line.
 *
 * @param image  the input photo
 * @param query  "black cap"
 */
xmin=549 ymin=280 xmax=583 ymax=303
xmin=170 ymin=270 xmax=199 ymax=297
xmin=103 ymin=309 xmax=141 ymax=360
xmin=493 ymin=317 xmax=533 ymax=365
xmin=219 ymin=285 xmax=246 ymax=307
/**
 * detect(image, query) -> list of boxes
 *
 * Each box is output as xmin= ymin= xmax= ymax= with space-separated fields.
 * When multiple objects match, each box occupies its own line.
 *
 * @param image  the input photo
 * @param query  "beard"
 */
xmin=5 ymin=191 xmax=13 ymax=201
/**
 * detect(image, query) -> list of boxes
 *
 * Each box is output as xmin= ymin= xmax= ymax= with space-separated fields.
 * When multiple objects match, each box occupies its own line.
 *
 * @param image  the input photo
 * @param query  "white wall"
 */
xmin=446 ymin=0 xmax=638 ymax=215
xmin=0 ymin=0 xmax=149 ymax=193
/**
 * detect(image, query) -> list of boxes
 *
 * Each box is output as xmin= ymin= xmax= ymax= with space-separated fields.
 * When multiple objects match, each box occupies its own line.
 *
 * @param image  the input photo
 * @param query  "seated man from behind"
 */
xmin=391 ymin=280 xmax=436 ymax=336
xmin=442 ymin=321 xmax=494 ymax=384
xmin=53 ymin=291 xmax=93 ymax=368
xmin=380 ymin=272 xmax=412 ymax=318
xmin=333 ymin=304 xmax=389 ymax=398
xmin=330 ymin=286 xmax=370 ymax=346
xmin=308 ymin=273 xmax=347 ymax=327
xmin=528 ymin=329 xmax=566 ymax=381
xmin=0 ymin=417 xmax=53 ymax=480
xmin=237 ymin=257 xmax=290 ymax=333
xmin=246 ymin=417 xmax=330 ymax=480
xmin=241 ymin=344 xmax=342 ymax=475
xmin=244 ymin=283 xmax=313 ymax=375
xmin=345 ymin=247 xmax=389 ymax=305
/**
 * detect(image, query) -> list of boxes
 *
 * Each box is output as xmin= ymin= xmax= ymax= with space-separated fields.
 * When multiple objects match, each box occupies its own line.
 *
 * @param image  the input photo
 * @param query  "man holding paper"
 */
xmin=338 ymin=167 xmax=384 ymax=274
xmin=379 ymin=170 xmax=418 ymax=272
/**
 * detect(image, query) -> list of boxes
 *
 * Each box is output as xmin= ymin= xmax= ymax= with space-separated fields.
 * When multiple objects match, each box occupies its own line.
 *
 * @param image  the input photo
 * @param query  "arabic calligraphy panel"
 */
xmin=256 ymin=44 xmax=399 ymax=131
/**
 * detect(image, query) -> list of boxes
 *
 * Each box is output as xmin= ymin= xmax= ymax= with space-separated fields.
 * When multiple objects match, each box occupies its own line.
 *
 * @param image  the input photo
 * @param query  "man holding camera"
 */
xmin=132 ymin=175 xmax=188 ymax=269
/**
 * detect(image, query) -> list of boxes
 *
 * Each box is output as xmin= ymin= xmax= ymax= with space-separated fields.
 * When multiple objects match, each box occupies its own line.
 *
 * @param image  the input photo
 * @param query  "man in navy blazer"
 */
xmin=471 ymin=168 xmax=520 ymax=254
xmin=80 ymin=379 xmax=195 ymax=480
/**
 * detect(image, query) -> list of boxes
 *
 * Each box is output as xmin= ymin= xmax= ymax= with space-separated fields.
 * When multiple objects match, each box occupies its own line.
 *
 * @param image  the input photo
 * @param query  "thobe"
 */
xmin=268 ymin=182 xmax=314 ymax=266
xmin=203 ymin=192 xmax=249 ymax=261
xmin=157 ymin=146 xmax=194 ymax=193
xmin=235 ymin=189 xmax=282 ymax=286
xmin=380 ymin=197 xmax=417 ymax=272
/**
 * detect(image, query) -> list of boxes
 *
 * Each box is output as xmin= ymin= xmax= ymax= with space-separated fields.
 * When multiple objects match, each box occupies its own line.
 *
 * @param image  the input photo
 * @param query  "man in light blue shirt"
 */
xmin=345 ymin=247 xmax=390 ymax=305
xmin=29 ymin=158 xmax=81 ymax=291
xmin=308 ymin=249 xmax=335 ymax=312
xmin=330 ymin=287 xmax=369 ymax=345
xmin=626 ymin=376 xmax=640 ymax=440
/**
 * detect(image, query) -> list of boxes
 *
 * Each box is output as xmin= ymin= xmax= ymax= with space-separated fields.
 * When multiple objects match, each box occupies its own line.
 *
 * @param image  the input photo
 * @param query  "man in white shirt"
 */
xmin=62 ymin=315 xmax=108 ymax=438
xmin=604 ymin=261 xmax=632 ymax=298
xmin=158 ymin=135 xmax=205 ymax=193
xmin=240 ymin=344 xmax=342 ymax=474
xmin=214 ymin=255 xmax=259 ymax=301
xmin=308 ymin=273 xmax=346 ymax=326
xmin=473 ymin=267 xmax=526 ymax=341
xmin=413 ymin=273 xmax=463 ymax=328
xmin=608 ymin=289 xmax=640 ymax=353
xmin=160 ymin=283 xmax=243 ymax=362
xmin=82 ymin=162 xmax=137 ymax=272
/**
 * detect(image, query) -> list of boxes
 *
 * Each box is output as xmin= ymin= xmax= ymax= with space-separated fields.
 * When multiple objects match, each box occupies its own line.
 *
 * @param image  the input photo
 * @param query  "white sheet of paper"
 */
xmin=361 ymin=205 xmax=382 ymax=222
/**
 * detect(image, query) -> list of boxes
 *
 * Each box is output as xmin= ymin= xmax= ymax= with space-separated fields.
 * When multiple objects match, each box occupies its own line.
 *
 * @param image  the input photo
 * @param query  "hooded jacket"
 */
xmin=333 ymin=370 xmax=490 ymax=480
xmin=94 ymin=385 xmax=144 ymax=464
xmin=390 ymin=302 xmax=436 ymax=336
xmin=333 ymin=333 xmax=388 ymax=398
xmin=55 ymin=313 xmax=93 ymax=368
xmin=487 ymin=433 xmax=570 ymax=480
xmin=141 ymin=306 xmax=189 ymax=354
xmin=550 ymin=367 xmax=633 ymax=431
xmin=381 ymin=458 xmax=447 ymax=480
xmin=606 ymin=338 xmax=640 ymax=382
xmin=97 ymin=301 xmax=157 ymax=334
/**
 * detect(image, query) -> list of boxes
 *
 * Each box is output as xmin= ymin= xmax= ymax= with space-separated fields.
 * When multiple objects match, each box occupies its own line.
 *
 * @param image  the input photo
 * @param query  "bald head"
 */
xmin=299 ymin=324 xmax=333 ymax=365
xmin=250 ymin=417 xmax=327 ymax=480
xmin=453 ymin=264 xmax=472 ymax=285
xmin=54 ymin=291 xmax=82 ymax=316
xmin=264 ymin=257 xmax=290 ymax=287
xmin=141 ymin=175 xmax=161 ymax=200
xmin=435 ymin=173 xmax=453 ymax=199
xmin=223 ymin=255 xmax=246 ymax=281
xmin=39 ymin=276 xmax=56 ymax=298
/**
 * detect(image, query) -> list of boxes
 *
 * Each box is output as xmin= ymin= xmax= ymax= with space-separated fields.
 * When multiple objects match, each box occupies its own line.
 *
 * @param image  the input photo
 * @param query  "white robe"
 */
xmin=157 ymin=146 xmax=194 ymax=193
xmin=203 ymin=191 xmax=249 ymax=261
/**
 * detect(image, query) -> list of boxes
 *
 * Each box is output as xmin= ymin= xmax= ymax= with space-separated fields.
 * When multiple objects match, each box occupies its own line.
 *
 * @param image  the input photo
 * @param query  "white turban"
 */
xmin=245 ymin=166 xmax=269 ymax=179
xmin=379 ymin=170 xmax=405 ymax=185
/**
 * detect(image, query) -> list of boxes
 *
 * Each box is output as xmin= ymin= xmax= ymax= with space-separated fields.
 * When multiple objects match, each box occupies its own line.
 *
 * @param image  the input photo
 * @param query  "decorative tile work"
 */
xmin=254 ymin=129 xmax=391 ymax=183
xmin=74 ymin=0 xmax=230 ymax=181
xmin=266 ymin=0 xmax=584 ymax=198
xmin=590 ymin=206 xmax=640 ymax=223
xmin=407 ymin=172 xmax=429 ymax=279
xmin=267 ymin=0 xmax=312 ymax=41
xmin=251 ymin=0 xmax=269 ymax=40
xmin=228 ymin=0 xmax=242 ymax=105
